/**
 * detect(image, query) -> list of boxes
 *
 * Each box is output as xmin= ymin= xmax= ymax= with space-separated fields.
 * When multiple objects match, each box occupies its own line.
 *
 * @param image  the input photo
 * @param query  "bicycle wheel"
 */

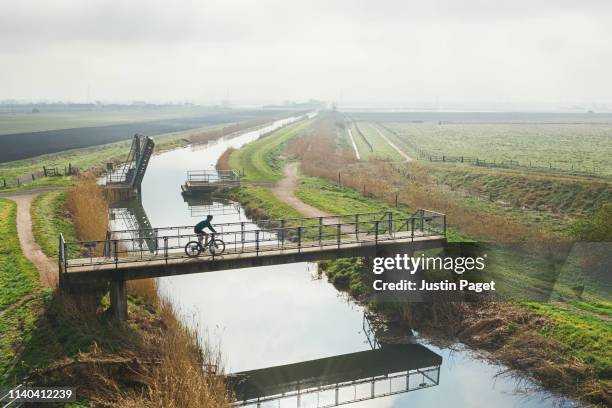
xmin=209 ymin=239 xmax=226 ymax=255
xmin=185 ymin=241 xmax=202 ymax=258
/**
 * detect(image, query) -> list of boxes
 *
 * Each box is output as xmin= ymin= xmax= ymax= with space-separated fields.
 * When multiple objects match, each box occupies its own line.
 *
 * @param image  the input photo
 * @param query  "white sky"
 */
xmin=1 ymin=0 xmax=611 ymax=107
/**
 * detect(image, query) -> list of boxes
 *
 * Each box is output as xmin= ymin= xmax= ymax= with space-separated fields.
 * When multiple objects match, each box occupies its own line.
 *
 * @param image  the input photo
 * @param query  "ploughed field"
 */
xmin=0 ymin=109 xmax=288 ymax=163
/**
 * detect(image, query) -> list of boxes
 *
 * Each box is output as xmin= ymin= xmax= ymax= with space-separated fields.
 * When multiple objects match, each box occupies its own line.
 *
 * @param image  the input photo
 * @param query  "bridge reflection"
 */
xmin=227 ymin=329 xmax=442 ymax=407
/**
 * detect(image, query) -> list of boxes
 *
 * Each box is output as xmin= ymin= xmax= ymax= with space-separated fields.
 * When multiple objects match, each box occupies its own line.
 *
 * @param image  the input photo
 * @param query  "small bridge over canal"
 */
xmin=59 ymin=210 xmax=446 ymax=321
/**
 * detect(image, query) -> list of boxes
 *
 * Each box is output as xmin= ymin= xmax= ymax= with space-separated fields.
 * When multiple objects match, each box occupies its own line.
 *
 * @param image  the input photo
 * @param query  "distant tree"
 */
xmin=570 ymin=204 xmax=612 ymax=241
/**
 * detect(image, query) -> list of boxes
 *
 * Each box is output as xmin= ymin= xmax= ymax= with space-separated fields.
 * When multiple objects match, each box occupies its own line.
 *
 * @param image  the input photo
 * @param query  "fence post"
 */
xmin=31 ymin=173 xmax=35 ymax=181
xmin=43 ymin=166 xmax=47 ymax=177
xmin=395 ymin=193 xmax=398 ymax=208
xmin=410 ymin=217 xmax=415 ymax=239
xmin=337 ymin=224 xmax=341 ymax=248
xmin=338 ymin=172 xmax=341 ymax=186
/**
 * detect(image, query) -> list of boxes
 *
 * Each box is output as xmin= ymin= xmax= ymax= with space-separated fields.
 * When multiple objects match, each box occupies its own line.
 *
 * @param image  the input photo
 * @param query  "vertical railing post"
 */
xmin=411 ymin=217 xmax=415 ymax=239
xmin=241 ymin=222 xmax=245 ymax=251
xmin=255 ymin=230 xmax=260 ymax=255
xmin=280 ymin=219 xmax=285 ymax=247
xmin=419 ymin=210 xmax=424 ymax=232
xmin=443 ymin=215 xmax=447 ymax=237
xmin=337 ymin=224 xmax=341 ymax=248
xmin=297 ymin=227 xmax=302 ymax=253
xmin=355 ymin=214 xmax=360 ymax=240
xmin=318 ymin=217 xmax=323 ymax=246
xmin=164 ymin=236 xmax=168 ymax=264
xmin=114 ymin=240 xmax=118 ymax=268
xmin=375 ymin=221 xmax=379 ymax=244
xmin=387 ymin=211 xmax=393 ymax=236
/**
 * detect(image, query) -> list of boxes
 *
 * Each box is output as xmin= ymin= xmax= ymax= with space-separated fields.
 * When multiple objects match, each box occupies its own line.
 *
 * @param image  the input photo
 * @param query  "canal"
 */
xmin=111 ymin=116 xmax=578 ymax=407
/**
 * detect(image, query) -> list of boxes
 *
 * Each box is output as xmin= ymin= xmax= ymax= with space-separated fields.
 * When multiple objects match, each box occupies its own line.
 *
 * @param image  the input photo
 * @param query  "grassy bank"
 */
xmin=0 ymin=199 xmax=44 ymax=385
xmin=228 ymin=120 xmax=310 ymax=182
xmin=31 ymin=192 xmax=78 ymax=258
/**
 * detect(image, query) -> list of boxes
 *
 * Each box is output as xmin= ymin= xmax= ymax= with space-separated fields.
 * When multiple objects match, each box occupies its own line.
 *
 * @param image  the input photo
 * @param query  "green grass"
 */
xmin=523 ymin=302 xmax=611 ymax=379
xmin=31 ymin=192 xmax=78 ymax=259
xmin=385 ymin=122 xmax=612 ymax=176
xmin=229 ymin=120 xmax=310 ymax=182
xmin=228 ymin=186 xmax=303 ymax=220
xmin=428 ymin=166 xmax=612 ymax=216
xmin=0 ymin=199 xmax=44 ymax=385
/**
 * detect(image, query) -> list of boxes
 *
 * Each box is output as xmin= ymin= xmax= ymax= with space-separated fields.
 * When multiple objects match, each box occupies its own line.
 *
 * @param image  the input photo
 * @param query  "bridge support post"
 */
xmin=110 ymin=278 xmax=128 ymax=322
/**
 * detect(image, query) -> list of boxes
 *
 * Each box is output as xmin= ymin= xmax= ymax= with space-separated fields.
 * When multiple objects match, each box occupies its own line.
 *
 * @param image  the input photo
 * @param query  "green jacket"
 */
xmin=194 ymin=219 xmax=216 ymax=233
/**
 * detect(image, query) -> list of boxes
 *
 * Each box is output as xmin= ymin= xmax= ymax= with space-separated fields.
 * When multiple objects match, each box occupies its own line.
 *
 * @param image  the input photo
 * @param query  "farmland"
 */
xmin=377 ymin=121 xmax=612 ymax=176
xmin=0 ymin=108 xmax=290 ymax=163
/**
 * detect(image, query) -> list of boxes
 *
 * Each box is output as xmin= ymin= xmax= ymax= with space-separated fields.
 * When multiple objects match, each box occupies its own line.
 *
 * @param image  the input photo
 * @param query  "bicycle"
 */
xmin=184 ymin=233 xmax=226 ymax=257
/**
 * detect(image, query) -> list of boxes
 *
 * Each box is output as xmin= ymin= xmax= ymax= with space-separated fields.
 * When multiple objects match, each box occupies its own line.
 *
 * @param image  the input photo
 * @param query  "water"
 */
xmin=116 ymin=116 xmax=579 ymax=407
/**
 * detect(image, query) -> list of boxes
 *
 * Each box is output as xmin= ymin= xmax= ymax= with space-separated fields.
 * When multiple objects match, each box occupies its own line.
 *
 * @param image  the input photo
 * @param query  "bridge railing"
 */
xmin=58 ymin=210 xmax=446 ymax=272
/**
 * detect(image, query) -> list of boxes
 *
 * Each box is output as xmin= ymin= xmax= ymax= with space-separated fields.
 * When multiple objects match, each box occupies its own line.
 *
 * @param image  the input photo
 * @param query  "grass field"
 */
xmin=383 ymin=122 xmax=612 ymax=176
xmin=229 ymin=120 xmax=310 ymax=182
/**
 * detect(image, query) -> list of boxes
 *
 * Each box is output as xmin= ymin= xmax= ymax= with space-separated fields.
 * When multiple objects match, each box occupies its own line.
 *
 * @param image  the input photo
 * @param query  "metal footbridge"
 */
xmin=58 ymin=210 xmax=446 ymax=320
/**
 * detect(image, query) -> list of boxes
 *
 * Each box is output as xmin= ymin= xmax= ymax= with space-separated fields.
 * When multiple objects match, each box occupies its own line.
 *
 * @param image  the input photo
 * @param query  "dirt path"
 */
xmin=272 ymin=162 xmax=331 ymax=218
xmin=370 ymin=124 xmax=413 ymax=162
xmin=6 ymin=192 xmax=60 ymax=288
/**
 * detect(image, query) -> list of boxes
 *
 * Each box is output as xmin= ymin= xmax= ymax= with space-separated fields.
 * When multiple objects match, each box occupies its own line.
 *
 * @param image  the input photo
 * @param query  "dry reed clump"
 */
xmin=66 ymin=173 xmax=109 ymax=242
xmin=117 ymin=299 xmax=231 ymax=408
xmin=32 ymin=291 xmax=232 ymax=407
xmin=216 ymin=147 xmax=235 ymax=171
xmin=127 ymin=278 xmax=160 ymax=309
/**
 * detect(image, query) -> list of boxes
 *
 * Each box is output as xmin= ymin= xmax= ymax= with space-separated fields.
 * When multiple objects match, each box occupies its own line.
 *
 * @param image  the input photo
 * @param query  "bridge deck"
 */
xmin=63 ymin=231 xmax=444 ymax=283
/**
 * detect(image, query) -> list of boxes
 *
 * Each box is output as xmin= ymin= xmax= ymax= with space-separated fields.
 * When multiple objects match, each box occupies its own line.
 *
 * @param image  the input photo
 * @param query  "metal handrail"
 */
xmin=59 ymin=211 xmax=446 ymax=271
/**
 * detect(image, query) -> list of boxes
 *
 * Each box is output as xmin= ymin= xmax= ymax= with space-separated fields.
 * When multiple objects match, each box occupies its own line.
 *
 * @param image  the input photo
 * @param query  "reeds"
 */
xmin=65 ymin=173 xmax=109 ymax=242
xmin=216 ymin=147 xmax=235 ymax=171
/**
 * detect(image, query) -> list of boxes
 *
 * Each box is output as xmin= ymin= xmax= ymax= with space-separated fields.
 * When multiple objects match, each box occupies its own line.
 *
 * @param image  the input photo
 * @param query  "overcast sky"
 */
xmin=1 ymin=0 xmax=611 ymax=107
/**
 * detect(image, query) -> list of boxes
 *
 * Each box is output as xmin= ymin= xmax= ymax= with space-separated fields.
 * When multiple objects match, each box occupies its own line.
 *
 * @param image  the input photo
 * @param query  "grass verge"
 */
xmin=31 ymin=191 xmax=78 ymax=258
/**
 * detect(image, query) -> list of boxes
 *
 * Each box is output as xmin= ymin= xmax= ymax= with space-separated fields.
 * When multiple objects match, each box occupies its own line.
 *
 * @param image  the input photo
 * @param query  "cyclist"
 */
xmin=194 ymin=215 xmax=217 ymax=247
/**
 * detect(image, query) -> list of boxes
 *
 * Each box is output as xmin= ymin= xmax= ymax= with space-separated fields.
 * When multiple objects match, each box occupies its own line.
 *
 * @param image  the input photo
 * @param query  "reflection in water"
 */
xmin=182 ymin=193 xmax=242 ymax=217
xmin=229 ymin=343 xmax=442 ymax=408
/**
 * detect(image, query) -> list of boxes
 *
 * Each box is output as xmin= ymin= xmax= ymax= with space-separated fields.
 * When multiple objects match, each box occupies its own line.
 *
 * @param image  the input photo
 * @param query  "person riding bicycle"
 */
xmin=194 ymin=215 xmax=217 ymax=246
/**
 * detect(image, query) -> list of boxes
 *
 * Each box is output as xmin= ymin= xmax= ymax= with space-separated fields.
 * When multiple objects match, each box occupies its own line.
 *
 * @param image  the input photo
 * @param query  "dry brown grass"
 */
xmin=66 ymin=173 xmax=109 ymax=242
xmin=216 ymin=147 xmax=235 ymax=172
xmin=116 ymin=299 xmax=231 ymax=408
